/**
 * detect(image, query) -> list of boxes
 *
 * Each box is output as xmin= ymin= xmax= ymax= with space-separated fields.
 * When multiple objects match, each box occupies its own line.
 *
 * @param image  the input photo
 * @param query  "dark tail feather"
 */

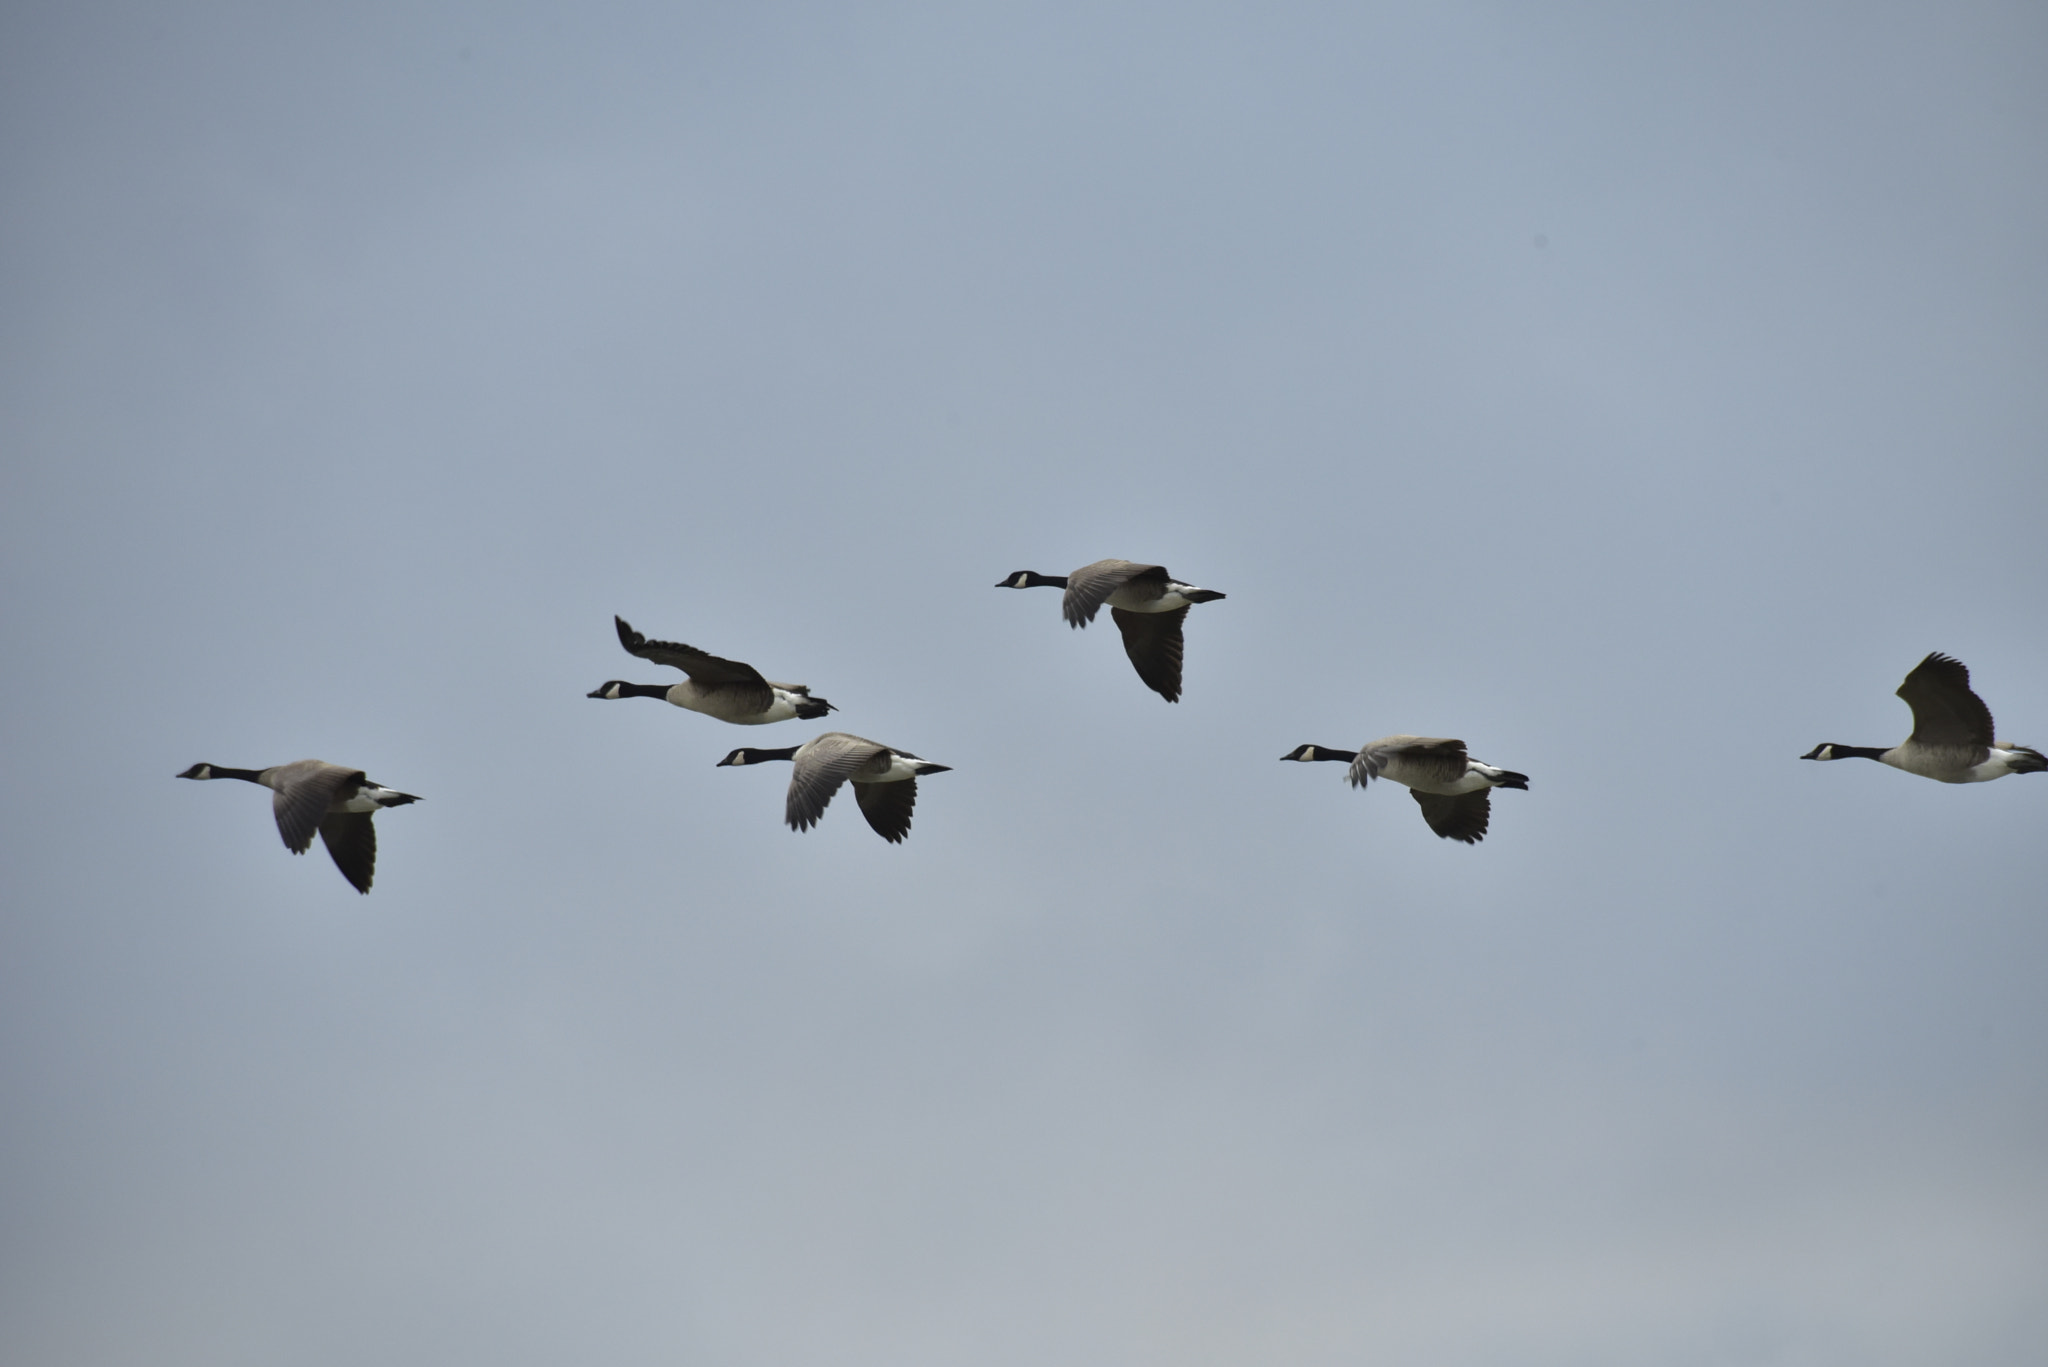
xmin=1493 ymin=771 xmax=1531 ymax=791
xmin=2007 ymin=746 xmax=2047 ymax=774
xmin=795 ymin=696 xmax=836 ymax=720
xmin=1182 ymin=589 xmax=1226 ymax=604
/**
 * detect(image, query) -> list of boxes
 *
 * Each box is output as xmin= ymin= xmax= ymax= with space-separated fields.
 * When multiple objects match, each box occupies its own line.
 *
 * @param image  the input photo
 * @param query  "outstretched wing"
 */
xmin=852 ymin=778 xmax=919 ymax=844
xmin=1896 ymin=652 xmax=1994 ymax=750
xmin=270 ymin=762 xmax=362 ymax=854
xmin=785 ymin=734 xmax=890 ymax=831
xmin=1348 ymin=736 xmax=1467 ymax=790
xmin=1110 ymin=605 xmax=1189 ymax=702
xmin=317 ymin=813 xmax=379 ymax=893
xmin=1062 ymin=560 xmax=1166 ymax=627
xmin=1410 ymin=789 xmax=1492 ymax=844
xmin=615 ymin=616 xmax=773 ymax=691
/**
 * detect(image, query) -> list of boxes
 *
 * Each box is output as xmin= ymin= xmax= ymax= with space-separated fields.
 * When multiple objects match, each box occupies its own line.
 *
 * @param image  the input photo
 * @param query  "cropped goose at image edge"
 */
xmin=1802 ymin=652 xmax=2045 ymax=783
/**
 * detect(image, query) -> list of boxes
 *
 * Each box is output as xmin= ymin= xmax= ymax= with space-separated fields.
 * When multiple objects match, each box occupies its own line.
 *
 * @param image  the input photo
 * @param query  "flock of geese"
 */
xmin=178 ymin=559 xmax=2044 ymax=893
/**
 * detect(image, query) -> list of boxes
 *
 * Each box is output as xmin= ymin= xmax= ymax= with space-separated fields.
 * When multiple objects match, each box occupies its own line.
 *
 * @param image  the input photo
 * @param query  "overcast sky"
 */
xmin=4 ymin=2 xmax=2046 ymax=1363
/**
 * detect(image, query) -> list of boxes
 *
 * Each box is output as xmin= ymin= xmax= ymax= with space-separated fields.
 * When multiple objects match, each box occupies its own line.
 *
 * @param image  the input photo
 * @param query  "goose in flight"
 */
xmin=1801 ymin=652 xmax=2044 ymax=782
xmin=176 ymin=760 xmax=420 ymax=892
xmin=995 ymin=559 xmax=1226 ymax=702
xmin=717 ymin=732 xmax=952 ymax=843
xmin=588 ymin=615 xmax=834 ymax=724
xmin=1281 ymin=735 xmax=1529 ymax=844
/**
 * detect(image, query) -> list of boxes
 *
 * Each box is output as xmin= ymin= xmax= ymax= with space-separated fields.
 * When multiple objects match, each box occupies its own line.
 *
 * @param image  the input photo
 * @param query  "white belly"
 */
xmin=856 ymin=754 xmax=921 ymax=783
xmin=1105 ymin=585 xmax=1194 ymax=614
xmin=1965 ymin=749 xmax=2029 ymax=782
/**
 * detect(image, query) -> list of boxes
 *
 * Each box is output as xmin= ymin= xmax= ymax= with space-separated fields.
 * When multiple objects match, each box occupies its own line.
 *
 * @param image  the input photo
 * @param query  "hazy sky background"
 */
xmin=4 ymin=2 xmax=2046 ymax=1363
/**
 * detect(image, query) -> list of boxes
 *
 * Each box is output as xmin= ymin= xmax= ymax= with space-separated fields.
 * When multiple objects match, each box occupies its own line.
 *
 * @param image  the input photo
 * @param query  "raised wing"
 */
xmin=1062 ymin=560 xmax=1166 ymax=627
xmin=1110 ymin=605 xmax=1189 ymax=702
xmin=614 ymin=617 xmax=772 ymax=688
xmin=317 ymin=812 xmax=379 ymax=893
xmin=1410 ymin=789 xmax=1492 ymax=844
xmin=852 ymin=777 xmax=919 ymax=843
xmin=270 ymin=761 xmax=362 ymax=854
xmin=785 ymin=734 xmax=890 ymax=831
xmin=1347 ymin=736 xmax=1468 ymax=790
xmin=1896 ymin=652 xmax=1994 ymax=750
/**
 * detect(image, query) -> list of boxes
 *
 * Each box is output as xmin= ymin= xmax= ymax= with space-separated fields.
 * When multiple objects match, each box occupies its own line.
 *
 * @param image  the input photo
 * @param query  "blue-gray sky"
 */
xmin=5 ymin=3 xmax=2046 ymax=1363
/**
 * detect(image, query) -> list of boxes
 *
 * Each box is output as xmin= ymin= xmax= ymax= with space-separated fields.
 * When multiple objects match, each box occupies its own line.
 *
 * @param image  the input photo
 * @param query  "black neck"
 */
xmin=1825 ymin=744 xmax=1890 ymax=761
xmin=204 ymin=765 xmax=266 ymax=783
xmin=732 ymin=746 xmax=800 ymax=764
xmin=1295 ymin=746 xmax=1357 ymax=763
xmin=592 ymin=681 xmax=673 ymax=700
xmin=1000 ymin=571 xmax=1068 ymax=589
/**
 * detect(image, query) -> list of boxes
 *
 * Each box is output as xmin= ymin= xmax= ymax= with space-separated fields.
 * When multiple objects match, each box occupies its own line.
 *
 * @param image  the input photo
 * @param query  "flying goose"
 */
xmin=995 ymin=559 xmax=1227 ymax=702
xmin=176 ymin=760 xmax=421 ymax=892
xmin=716 ymin=732 xmax=952 ymax=843
xmin=1801 ymin=652 xmax=2045 ymax=783
xmin=588 ymin=615 xmax=834 ymax=724
xmin=1281 ymin=735 xmax=1529 ymax=844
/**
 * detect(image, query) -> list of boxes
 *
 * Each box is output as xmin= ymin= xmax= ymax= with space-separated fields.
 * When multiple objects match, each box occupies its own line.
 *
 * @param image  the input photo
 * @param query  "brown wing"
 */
xmin=1410 ymin=789 xmax=1492 ymax=844
xmin=614 ymin=617 xmax=775 ymax=712
xmin=1110 ymin=605 xmax=1189 ymax=702
xmin=317 ymin=812 xmax=378 ymax=893
xmin=1062 ymin=560 xmax=1166 ymax=626
xmin=270 ymin=761 xmax=362 ymax=854
xmin=785 ymin=733 xmax=890 ymax=831
xmin=1349 ymin=736 xmax=1467 ymax=789
xmin=852 ymin=778 xmax=919 ymax=844
xmin=1896 ymin=653 xmax=1994 ymax=749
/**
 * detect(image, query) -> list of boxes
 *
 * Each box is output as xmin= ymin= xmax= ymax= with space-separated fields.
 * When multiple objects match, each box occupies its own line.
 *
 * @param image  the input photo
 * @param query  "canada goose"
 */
xmin=716 ymin=733 xmax=952 ymax=843
xmin=995 ymin=559 xmax=1227 ymax=702
xmin=176 ymin=760 xmax=420 ymax=893
xmin=1801 ymin=652 xmax=2045 ymax=783
xmin=1280 ymin=736 xmax=1529 ymax=844
xmin=588 ymin=615 xmax=834 ymax=724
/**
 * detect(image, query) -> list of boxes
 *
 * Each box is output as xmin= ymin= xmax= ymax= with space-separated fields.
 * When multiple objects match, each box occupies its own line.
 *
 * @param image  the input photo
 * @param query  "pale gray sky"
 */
xmin=4 ymin=3 xmax=2046 ymax=1364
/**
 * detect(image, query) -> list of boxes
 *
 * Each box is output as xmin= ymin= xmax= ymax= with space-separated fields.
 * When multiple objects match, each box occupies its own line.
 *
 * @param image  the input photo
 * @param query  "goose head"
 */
xmin=716 ymin=746 xmax=797 ymax=767
xmin=1279 ymin=744 xmax=1355 ymax=763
